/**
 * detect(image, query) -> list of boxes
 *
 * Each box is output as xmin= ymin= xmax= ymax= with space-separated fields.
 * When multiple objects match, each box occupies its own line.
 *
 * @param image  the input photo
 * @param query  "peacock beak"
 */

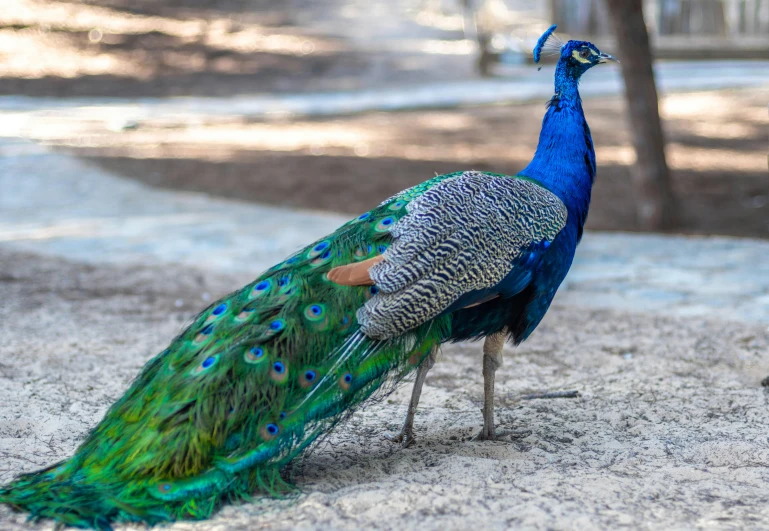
xmin=598 ymin=53 xmax=619 ymax=64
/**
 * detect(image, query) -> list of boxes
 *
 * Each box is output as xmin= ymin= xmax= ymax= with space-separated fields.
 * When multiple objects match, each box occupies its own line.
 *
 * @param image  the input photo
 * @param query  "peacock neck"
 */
xmin=553 ymin=61 xmax=582 ymax=101
xmin=521 ymin=72 xmax=596 ymax=237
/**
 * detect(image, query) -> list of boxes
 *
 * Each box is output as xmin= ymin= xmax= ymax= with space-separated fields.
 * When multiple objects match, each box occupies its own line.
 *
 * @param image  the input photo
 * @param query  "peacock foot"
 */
xmin=384 ymin=429 xmax=416 ymax=448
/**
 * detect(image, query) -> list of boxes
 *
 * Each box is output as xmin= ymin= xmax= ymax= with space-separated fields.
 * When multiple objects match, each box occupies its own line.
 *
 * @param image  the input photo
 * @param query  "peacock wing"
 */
xmin=357 ymin=171 xmax=568 ymax=340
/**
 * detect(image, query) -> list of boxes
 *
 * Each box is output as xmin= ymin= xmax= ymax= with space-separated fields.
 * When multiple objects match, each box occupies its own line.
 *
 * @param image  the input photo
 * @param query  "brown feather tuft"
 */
xmin=327 ymin=256 xmax=385 ymax=286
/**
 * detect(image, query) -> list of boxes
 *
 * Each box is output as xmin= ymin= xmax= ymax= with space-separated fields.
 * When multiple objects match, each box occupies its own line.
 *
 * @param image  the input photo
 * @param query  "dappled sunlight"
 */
xmin=667 ymin=144 xmax=766 ymax=173
xmin=4 ymin=0 xmax=336 ymax=55
xmin=69 ymin=123 xmax=382 ymax=161
xmin=684 ymin=120 xmax=759 ymax=139
xmin=654 ymin=88 xmax=769 ymax=173
xmin=661 ymin=90 xmax=768 ymax=123
xmin=595 ymin=146 xmax=636 ymax=166
xmin=0 ymin=0 xmax=341 ymax=87
xmin=6 ymin=87 xmax=763 ymax=179
xmin=415 ymin=113 xmax=477 ymax=131
xmin=44 ymin=85 xmax=764 ymax=238
xmin=0 ymin=30 xmax=150 ymax=79
xmin=419 ymin=39 xmax=474 ymax=55
xmin=5 ymin=0 xmax=204 ymax=36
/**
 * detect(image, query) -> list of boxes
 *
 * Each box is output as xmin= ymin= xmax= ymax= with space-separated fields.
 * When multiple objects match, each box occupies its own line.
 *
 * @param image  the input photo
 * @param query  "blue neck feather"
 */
xmin=521 ymin=62 xmax=596 ymax=236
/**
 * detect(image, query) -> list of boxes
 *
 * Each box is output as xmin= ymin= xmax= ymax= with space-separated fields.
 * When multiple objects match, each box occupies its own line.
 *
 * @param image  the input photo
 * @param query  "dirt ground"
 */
xmin=0 ymin=0 xmax=463 ymax=97
xmin=69 ymin=87 xmax=769 ymax=239
xmin=1 ymin=249 xmax=769 ymax=530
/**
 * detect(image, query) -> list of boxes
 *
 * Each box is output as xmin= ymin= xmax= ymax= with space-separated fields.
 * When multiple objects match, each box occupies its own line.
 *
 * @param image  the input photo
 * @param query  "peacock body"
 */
xmin=1 ymin=26 xmax=616 ymax=529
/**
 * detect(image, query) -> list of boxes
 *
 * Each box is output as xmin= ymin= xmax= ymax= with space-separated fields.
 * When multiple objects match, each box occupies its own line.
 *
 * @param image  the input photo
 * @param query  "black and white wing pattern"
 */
xmin=357 ymin=171 xmax=568 ymax=340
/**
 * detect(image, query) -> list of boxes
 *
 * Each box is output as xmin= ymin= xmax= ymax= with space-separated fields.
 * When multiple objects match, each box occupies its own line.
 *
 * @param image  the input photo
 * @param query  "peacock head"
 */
xmin=534 ymin=25 xmax=617 ymax=81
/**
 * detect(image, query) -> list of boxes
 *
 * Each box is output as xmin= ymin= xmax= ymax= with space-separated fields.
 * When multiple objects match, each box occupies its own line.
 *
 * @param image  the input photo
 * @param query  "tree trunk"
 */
xmin=604 ymin=0 xmax=677 ymax=230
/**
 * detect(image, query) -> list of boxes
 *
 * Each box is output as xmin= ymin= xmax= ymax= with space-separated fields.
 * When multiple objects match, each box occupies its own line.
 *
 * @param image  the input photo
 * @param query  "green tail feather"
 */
xmin=1 ymin=175 xmax=458 ymax=529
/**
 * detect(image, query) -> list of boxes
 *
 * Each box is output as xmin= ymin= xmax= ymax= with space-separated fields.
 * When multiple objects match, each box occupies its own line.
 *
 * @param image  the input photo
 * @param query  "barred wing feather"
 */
xmin=357 ymin=171 xmax=568 ymax=340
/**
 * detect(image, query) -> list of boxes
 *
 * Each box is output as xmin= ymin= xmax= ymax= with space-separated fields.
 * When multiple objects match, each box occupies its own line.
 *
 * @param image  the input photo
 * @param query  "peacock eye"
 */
xmin=579 ymin=49 xmax=590 ymax=59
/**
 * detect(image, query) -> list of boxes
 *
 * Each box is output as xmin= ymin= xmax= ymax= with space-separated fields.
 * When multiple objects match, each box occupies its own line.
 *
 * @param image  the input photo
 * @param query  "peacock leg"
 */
xmin=385 ymin=345 xmax=438 ymax=448
xmin=477 ymin=330 xmax=506 ymax=441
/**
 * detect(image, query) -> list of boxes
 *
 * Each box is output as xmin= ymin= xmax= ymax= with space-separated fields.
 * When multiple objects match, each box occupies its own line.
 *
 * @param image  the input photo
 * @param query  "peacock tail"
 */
xmin=0 ymin=173 xmax=460 ymax=529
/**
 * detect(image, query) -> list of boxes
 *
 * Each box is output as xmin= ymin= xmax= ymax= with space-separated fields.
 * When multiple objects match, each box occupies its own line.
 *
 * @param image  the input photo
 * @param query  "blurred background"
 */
xmin=0 ymin=0 xmax=767 ymax=238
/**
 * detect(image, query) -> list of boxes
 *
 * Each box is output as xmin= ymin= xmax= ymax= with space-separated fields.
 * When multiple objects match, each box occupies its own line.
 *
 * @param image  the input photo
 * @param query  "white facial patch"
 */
xmin=571 ymin=48 xmax=598 ymax=64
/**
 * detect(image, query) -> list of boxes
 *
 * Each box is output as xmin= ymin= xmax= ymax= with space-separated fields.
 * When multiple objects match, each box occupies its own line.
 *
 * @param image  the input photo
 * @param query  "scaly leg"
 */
xmin=385 ymin=345 xmax=438 ymax=448
xmin=478 ymin=330 xmax=506 ymax=440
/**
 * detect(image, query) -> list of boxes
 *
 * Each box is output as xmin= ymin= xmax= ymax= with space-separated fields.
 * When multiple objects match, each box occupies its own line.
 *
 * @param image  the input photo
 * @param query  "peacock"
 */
xmin=0 ymin=26 xmax=617 ymax=529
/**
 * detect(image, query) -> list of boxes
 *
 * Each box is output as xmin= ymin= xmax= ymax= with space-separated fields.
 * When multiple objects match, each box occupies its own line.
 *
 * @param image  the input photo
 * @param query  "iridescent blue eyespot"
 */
xmin=273 ymin=361 xmax=285 ymax=374
xmin=342 ymin=315 xmax=349 ymax=324
xmin=212 ymin=303 xmax=227 ymax=315
xmin=162 ymin=484 xmax=171 ymax=491
xmin=304 ymin=370 xmax=317 ymax=382
xmin=279 ymin=412 xmax=286 ymax=420
xmin=278 ymin=276 xmax=289 ymax=287
xmin=357 ymin=212 xmax=371 ymax=221
xmin=245 ymin=345 xmax=267 ymax=364
xmin=339 ymin=372 xmax=353 ymax=390
xmin=314 ymin=242 xmax=329 ymax=252
xmin=266 ymin=423 xmax=279 ymax=436
xmin=543 ymin=240 xmax=551 ymax=249
xmin=369 ymin=286 xmax=379 ymax=295
xmin=269 ymin=319 xmax=285 ymax=331
xmin=192 ymin=354 xmax=219 ymax=374
xmin=310 ymin=305 xmax=322 ymax=316
xmin=255 ymin=281 xmax=270 ymax=291
xmin=200 ymin=324 xmax=214 ymax=335
xmin=286 ymin=256 xmax=299 ymax=264
xmin=377 ymin=245 xmax=387 ymax=254
xmin=320 ymin=250 xmax=330 ymax=259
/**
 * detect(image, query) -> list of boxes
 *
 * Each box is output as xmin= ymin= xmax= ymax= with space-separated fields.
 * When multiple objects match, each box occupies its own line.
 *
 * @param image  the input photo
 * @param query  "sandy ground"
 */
xmin=1 ymin=249 xmax=768 ymax=530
